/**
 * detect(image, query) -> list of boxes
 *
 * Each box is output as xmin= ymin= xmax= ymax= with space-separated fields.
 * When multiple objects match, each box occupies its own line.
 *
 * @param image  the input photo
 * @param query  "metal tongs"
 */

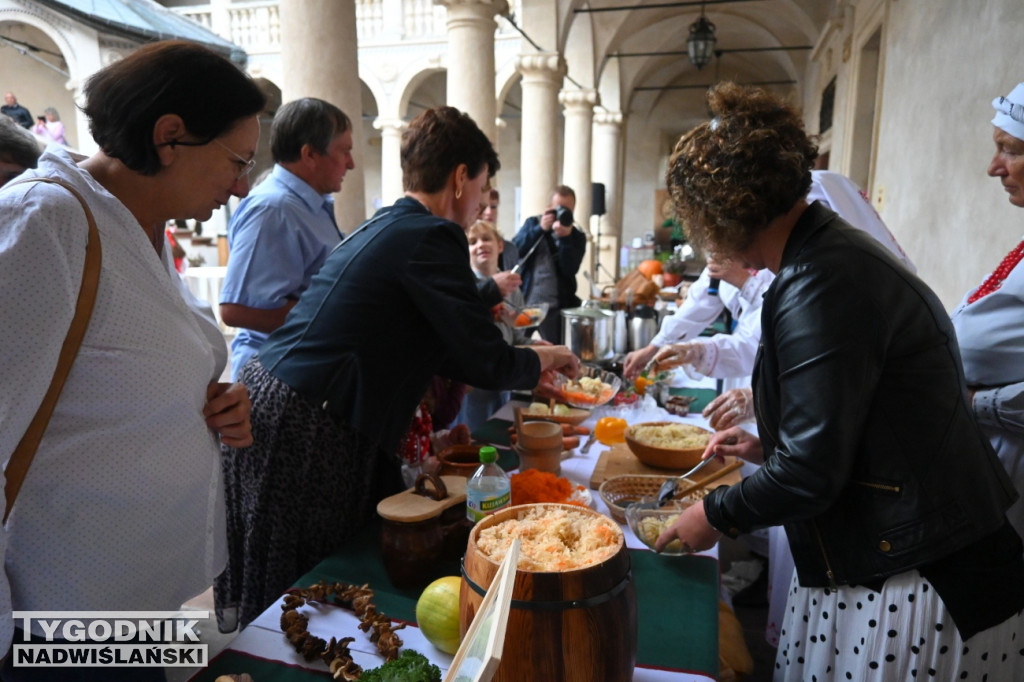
xmin=511 ymin=237 xmax=544 ymax=274
xmin=655 ymin=436 xmax=741 ymax=507
xmin=655 ymin=457 xmax=717 ymax=506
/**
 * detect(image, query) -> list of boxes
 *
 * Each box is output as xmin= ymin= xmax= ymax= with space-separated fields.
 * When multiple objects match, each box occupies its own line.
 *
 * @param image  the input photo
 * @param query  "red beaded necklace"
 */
xmin=967 ymin=238 xmax=1024 ymax=304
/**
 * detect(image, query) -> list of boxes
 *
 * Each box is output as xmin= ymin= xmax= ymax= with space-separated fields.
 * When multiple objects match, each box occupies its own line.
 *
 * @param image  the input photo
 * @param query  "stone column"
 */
xmin=560 ymin=88 xmax=599 ymax=296
xmin=592 ymin=110 xmax=623 ymax=282
xmin=279 ymin=0 xmax=366 ymax=230
xmin=517 ymin=52 xmax=566 ymax=218
xmin=436 ymin=0 xmax=507 ymax=142
xmin=559 ymin=88 xmax=599 ymax=232
xmin=373 ymin=118 xmax=407 ymax=206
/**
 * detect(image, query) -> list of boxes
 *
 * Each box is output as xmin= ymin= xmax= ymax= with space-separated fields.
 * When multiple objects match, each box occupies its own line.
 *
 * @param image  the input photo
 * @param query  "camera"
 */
xmin=552 ymin=205 xmax=573 ymax=227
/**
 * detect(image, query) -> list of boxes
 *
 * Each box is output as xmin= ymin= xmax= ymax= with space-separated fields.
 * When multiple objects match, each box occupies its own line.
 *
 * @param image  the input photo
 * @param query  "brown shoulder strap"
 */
xmin=4 ymin=177 xmax=102 ymax=523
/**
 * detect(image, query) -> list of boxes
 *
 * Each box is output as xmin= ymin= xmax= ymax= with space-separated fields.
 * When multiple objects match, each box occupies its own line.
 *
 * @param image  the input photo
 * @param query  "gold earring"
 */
xmin=455 ymin=188 xmax=463 ymax=200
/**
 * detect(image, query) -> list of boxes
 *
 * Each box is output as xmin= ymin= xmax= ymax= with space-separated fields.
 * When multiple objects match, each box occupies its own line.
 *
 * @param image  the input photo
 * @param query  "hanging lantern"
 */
xmin=687 ymin=13 xmax=717 ymax=70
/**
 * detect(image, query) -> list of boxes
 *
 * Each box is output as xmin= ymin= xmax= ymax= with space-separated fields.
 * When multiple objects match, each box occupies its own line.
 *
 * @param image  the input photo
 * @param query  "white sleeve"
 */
xmin=690 ymin=282 xmax=764 ymax=379
xmin=808 ymin=170 xmax=916 ymax=272
xmin=650 ymin=267 xmax=726 ymax=346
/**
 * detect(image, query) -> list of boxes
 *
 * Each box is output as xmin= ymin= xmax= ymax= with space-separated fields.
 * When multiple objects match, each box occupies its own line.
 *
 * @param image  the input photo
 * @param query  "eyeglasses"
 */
xmin=211 ymin=139 xmax=257 ymax=180
xmin=159 ymin=138 xmax=256 ymax=180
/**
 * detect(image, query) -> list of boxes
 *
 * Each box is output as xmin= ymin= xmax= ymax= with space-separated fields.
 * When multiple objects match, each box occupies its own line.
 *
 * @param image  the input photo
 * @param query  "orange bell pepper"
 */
xmin=594 ymin=417 xmax=628 ymax=445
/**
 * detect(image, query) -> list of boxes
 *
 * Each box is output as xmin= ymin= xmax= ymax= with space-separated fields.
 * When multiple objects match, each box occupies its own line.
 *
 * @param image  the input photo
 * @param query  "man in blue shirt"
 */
xmin=220 ymin=97 xmax=355 ymax=379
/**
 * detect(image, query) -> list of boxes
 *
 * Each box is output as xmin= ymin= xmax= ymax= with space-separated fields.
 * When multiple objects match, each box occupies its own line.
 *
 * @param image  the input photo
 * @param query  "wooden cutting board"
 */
xmin=589 ymin=443 xmax=743 ymax=490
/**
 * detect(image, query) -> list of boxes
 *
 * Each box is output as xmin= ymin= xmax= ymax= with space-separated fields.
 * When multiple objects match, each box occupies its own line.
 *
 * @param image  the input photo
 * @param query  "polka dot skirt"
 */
xmin=775 ymin=569 xmax=1024 ymax=681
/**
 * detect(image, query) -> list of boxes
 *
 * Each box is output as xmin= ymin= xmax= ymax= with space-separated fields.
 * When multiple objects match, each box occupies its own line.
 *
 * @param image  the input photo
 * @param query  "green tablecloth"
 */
xmin=668 ymin=387 xmax=718 ymax=414
xmin=470 ymin=418 xmax=512 ymax=448
xmin=192 ymin=522 xmax=719 ymax=680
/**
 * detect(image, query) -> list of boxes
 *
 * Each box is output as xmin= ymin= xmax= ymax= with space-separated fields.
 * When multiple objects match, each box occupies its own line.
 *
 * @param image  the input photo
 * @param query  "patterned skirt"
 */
xmin=214 ymin=359 xmax=403 ymax=631
xmin=775 ymin=569 xmax=1024 ymax=681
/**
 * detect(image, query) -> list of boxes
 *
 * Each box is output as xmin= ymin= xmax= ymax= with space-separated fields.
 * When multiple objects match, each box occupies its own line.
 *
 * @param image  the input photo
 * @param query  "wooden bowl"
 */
xmin=623 ymin=421 xmax=711 ymax=470
xmin=517 ymin=420 xmax=563 ymax=450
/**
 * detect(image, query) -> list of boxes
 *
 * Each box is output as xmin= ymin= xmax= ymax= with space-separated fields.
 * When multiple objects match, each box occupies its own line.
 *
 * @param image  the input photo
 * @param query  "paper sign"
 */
xmin=444 ymin=539 xmax=519 ymax=682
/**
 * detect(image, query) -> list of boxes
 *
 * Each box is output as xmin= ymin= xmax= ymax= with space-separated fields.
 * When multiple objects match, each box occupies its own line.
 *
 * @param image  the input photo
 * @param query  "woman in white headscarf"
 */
xmin=951 ymin=82 xmax=1024 ymax=538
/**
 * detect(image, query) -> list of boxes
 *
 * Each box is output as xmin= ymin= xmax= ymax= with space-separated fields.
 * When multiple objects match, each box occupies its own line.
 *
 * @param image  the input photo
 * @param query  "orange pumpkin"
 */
xmin=637 ymin=259 xmax=663 ymax=279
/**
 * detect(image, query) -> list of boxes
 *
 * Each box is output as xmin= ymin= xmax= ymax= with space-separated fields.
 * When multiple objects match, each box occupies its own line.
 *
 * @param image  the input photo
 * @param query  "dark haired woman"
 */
xmin=0 ymin=41 xmax=262 ymax=678
xmin=216 ymin=106 xmax=579 ymax=629
xmin=654 ymin=82 xmax=1024 ymax=681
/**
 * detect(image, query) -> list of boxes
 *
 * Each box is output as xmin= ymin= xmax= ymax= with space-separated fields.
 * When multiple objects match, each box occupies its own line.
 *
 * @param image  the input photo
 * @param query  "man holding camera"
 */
xmin=512 ymin=184 xmax=587 ymax=343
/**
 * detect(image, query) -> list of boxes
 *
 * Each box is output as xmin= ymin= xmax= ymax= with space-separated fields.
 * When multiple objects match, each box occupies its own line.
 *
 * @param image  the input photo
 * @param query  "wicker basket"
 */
xmin=599 ymin=474 xmax=710 ymax=523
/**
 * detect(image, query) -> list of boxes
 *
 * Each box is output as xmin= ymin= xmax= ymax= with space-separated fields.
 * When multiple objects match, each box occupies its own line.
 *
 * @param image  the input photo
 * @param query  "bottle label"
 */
xmin=466 ymin=489 xmax=511 ymax=522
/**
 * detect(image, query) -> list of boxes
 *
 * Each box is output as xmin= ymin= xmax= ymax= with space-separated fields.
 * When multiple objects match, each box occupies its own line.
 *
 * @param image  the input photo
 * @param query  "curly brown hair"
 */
xmin=666 ymin=82 xmax=817 ymax=256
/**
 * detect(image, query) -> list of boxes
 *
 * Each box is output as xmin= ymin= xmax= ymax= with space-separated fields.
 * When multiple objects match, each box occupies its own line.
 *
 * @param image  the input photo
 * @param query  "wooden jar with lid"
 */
xmin=377 ymin=473 xmax=471 ymax=590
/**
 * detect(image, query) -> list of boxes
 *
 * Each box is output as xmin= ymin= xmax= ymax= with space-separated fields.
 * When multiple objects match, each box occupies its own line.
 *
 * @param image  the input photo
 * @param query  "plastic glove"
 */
xmin=651 ymin=341 xmax=707 ymax=373
xmin=703 ymin=387 xmax=754 ymax=430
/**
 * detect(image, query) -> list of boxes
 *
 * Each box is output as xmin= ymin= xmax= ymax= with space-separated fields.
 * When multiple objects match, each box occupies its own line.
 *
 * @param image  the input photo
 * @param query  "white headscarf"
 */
xmin=807 ymin=170 xmax=916 ymax=273
xmin=992 ymin=82 xmax=1024 ymax=141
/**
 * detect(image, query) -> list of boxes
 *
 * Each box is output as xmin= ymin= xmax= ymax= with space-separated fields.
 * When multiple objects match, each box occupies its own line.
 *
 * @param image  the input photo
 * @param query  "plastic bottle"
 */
xmin=466 ymin=446 xmax=511 ymax=522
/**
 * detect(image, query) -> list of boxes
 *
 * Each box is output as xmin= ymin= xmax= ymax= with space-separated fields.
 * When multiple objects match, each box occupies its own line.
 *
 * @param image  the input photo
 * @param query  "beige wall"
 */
xmin=618 ymin=0 xmax=1024 ymax=310
xmin=872 ymin=0 xmax=1024 ymax=309
xmin=0 ymin=23 xmax=79 ymax=149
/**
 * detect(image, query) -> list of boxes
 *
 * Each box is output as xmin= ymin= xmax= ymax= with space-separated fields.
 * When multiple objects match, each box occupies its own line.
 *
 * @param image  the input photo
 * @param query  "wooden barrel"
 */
xmin=460 ymin=503 xmax=637 ymax=682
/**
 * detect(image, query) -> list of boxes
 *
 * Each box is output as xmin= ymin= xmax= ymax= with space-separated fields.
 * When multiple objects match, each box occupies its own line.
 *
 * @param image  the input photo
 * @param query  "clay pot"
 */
xmin=437 ymin=444 xmax=484 ymax=478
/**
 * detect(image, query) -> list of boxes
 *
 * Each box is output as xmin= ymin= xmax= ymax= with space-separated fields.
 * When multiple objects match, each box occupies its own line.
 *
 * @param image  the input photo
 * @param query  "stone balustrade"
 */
xmin=174 ymin=0 xmax=520 ymax=50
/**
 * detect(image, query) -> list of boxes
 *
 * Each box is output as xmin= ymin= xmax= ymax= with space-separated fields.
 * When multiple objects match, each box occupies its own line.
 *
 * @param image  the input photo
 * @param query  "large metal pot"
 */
xmin=561 ymin=301 xmax=614 ymax=363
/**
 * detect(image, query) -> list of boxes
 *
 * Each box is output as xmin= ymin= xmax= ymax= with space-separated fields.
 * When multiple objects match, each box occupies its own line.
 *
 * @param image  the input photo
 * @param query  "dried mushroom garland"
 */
xmin=280 ymin=581 xmax=406 ymax=681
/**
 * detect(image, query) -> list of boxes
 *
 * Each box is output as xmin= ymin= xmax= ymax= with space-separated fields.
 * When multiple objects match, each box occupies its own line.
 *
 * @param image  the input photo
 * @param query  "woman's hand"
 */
xmin=623 ymin=344 xmax=659 ymax=379
xmin=532 ymin=345 xmax=579 ymax=377
xmin=491 ymin=271 xmax=522 ymax=297
xmin=701 ymin=426 xmax=763 ymax=464
xmin=703 ymin=387 xmax=755 ymax=430
xmin=655 ymin=500 xmax=721 ymax=553
xmin=204 ymin=382 xmax=253 ymax=448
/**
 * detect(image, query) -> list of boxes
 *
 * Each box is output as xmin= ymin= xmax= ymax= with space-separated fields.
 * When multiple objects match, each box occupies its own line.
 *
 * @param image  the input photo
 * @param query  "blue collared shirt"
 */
xmin=220 ymin=164 xmax=342 ymax=378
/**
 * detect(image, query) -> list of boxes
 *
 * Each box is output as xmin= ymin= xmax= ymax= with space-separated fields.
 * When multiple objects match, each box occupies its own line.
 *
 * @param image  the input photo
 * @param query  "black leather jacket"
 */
xmin=704 ymin=202 xmax=1018 ymax=589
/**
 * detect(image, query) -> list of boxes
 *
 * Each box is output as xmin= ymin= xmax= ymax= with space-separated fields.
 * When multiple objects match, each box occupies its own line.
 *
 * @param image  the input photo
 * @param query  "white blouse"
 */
xmin=951 ymin=244 xmax=1024 ymax=536
xmin=0 ymin=148 xmax=228 ymax=642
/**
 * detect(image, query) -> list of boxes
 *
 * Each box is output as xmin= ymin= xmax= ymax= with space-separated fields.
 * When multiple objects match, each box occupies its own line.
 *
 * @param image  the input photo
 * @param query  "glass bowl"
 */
xmin=624 ymin=496 xmax=699 ymax=555
xmin=516 ymin=302 xmax=549 ymax=331
xmin=501 ymin=302 xmax=550 ymax=331
xmin=552 ymin=365 xmax=622 ymax=409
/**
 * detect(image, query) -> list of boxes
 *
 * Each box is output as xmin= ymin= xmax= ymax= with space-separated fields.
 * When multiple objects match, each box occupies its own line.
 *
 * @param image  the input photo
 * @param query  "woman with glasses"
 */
xmin=0 ymin=41 xmax=262 ymax=680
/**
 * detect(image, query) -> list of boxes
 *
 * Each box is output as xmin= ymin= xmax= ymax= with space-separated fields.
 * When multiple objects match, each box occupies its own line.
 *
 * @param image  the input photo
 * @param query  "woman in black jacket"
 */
xmin=654 ymin=82 xmax=1024 ymax=681
xmin=215 ymin=106 xmax=578 ymax=630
